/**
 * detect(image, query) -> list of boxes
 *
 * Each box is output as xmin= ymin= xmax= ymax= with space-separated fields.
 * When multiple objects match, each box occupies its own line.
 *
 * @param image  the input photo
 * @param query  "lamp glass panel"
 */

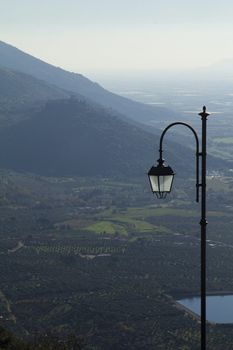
xmin=159 ymin=175 xmax=173 ymax=192
xmin=149 ymin=175 xmax=159 ymax=192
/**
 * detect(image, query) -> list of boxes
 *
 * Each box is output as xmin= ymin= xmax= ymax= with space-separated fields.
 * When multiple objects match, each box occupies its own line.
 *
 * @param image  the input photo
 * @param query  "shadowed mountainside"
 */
xmin=0 ymin=41 xmax=179 ymax=124
xmin=0 ymin=42 xmax=228 ymax=178
xmin=0 ymin=98 xmax=199 ymax=177
xmin=0 ymin=66 xmax=70 ymax=127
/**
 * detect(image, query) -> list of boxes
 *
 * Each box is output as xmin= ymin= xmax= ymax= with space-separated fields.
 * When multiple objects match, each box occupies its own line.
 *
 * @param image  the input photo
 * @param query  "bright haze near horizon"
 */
xmin=1 ymin=0 xmax=233 ymax=84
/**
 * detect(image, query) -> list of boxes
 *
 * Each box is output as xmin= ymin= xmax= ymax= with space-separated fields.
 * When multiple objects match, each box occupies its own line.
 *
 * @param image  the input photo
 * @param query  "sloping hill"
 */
xmin=0 ymin=98 xmax=195 ymax=177
xmin=0 ymin=66 xmax=70 ymax=127
xmin=0 ymin=41 xmax=178 ymax=124
xmin=0 ymin=42 xmax=227 ymax=178
xmin=0 ymin=66 xmax=68 ymax=102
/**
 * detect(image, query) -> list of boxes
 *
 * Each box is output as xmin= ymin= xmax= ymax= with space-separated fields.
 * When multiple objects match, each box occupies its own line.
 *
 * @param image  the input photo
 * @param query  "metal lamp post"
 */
xmin=148 ymin=106 xmax=209 ymax=350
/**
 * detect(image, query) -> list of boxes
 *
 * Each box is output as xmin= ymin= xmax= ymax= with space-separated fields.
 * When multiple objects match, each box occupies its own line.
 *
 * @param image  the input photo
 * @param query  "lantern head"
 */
xmin=148 ymin=159 xmax=175 ymax=199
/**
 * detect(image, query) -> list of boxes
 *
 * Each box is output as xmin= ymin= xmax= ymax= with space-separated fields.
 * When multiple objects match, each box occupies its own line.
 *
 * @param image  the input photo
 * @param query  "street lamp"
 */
xmin=148 ymin=159 xmax=175 ymax=198
xmin=148 ymin=106 xmax=209 ymax=350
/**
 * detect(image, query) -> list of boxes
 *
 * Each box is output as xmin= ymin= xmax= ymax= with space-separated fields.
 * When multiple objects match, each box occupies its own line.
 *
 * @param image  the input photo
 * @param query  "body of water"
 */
xmin=178 ymin=295 xmax=233 ymax=323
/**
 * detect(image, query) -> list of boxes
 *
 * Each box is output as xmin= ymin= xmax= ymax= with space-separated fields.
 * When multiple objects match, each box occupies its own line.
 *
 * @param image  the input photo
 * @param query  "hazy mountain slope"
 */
xmin=0 ymin=98 xmax=196 ymax=177
xmin=0 ymin=66 xmax=68 ymax=102
xmin=0 ymin=41 xmax=178 ymax=124
xmin=0 ymin=66 xmax=70 ymax=127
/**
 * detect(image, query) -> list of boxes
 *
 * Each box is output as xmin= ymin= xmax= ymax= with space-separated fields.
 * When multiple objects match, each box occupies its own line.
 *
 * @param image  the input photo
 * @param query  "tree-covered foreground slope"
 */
xmin=0 ymin=326 xmax=85 ymax=349
xmin=0 ymin=172 xmax=233 ymax=349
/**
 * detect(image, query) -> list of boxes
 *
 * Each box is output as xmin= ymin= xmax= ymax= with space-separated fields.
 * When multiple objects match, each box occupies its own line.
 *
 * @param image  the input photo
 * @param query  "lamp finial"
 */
xmin=199 ymin=106 xmax=209 ymax=118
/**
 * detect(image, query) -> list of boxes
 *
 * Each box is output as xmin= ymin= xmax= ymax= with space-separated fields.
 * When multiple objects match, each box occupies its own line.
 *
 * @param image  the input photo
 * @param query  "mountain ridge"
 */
xmin=0 ymin=41 xmax=227 ymax=178
xmin=0 ymin=98 xmax=200 ymax=178
xmin=0 ymin=41 xmax=178 ymax=124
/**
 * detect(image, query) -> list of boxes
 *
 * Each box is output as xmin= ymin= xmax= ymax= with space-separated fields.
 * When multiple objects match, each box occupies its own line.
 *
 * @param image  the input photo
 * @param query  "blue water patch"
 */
xmin=177 ymin=295 xmax=233 ymax=324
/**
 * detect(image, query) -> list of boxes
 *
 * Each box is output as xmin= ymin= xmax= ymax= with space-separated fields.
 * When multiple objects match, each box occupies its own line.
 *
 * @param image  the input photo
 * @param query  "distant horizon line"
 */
xmin=1 ymin=40 xmax=233 ymax=82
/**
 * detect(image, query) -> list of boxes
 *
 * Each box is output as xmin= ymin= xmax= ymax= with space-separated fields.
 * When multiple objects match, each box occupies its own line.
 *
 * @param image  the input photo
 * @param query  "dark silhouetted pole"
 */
xmin=199 ymin=106 xmax=209 ymax=350
xmin=149 ymin=106 xmax=209 ymax=350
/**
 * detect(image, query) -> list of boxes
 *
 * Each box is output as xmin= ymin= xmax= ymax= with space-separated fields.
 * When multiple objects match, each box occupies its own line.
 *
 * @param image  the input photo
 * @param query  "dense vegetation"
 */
xmin=0 ymin=172 xmax=232 ymax=349
xmin=0 ymin=327 xmax=85 ymax=349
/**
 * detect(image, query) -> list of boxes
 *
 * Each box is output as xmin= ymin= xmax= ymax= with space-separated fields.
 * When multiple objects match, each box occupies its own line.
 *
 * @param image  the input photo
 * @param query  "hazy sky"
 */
xmin=1 ymin=0 xmax=233 ymax=76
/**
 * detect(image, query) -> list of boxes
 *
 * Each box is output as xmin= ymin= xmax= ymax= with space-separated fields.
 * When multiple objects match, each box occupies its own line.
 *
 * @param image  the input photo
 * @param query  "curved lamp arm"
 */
xmin=159 ymin=122 xmax=200 ymax=202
